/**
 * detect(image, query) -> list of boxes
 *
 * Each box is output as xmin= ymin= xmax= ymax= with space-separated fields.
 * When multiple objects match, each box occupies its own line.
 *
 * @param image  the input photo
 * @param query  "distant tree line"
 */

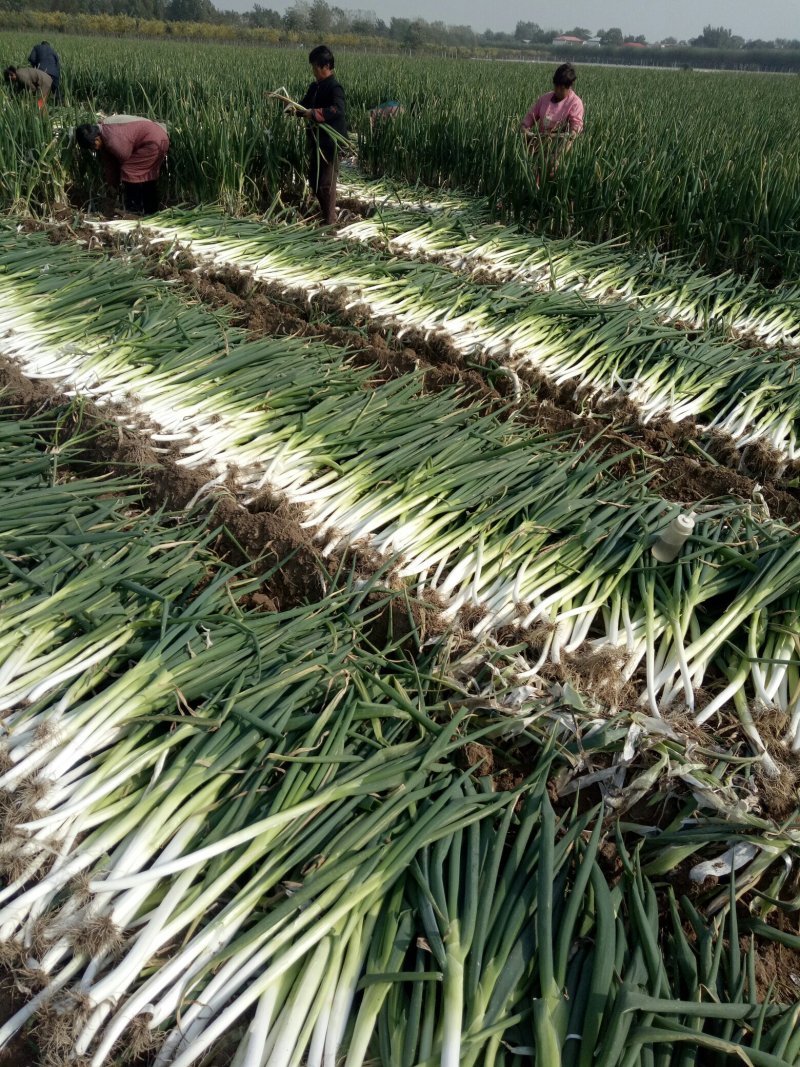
xmin=689 ymin=24 xmax=800 ymax=49
xmin=2 ymin=0 xmax=800 ymax=66
xmin=0 ymin=0 xmax=479 ymax=46
xmin=512 ymin=20 xmax=800 ymax=50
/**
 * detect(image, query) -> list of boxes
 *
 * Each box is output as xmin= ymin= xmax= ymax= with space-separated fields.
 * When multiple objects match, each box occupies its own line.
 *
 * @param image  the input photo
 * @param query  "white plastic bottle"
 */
xmin=652 ymin=512 xmax=695 ymax=563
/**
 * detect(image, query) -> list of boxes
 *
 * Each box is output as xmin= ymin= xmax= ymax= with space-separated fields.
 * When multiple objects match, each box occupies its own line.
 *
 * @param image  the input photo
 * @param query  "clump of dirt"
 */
xmin=207 ymin=263 xmax=255 ymax=297
xmin=335 ymin=194 xmax=377 ymax=220
xmin=69 ymin=915 xmax=124 ymax=958
xmin=704 ymin=430 xmax=741 ymax=468
xmin=0 ymin=777 xmax=48 ymax=842
xmin=460 ymin=603 xmax=490 ymax=632
xmin=424 ymin=363 xmax=490 ymax=398
xmin=362 ymin=586 xmax=447 ymax=649
xmin=751 ymin=936 xmax=800 ymax=1003
xmin=654 ymin=455 xmax=784 ymax=514
xmin=536 ymin=661 xmax=568 ymax=688
xmin=0 ymin=976 xmax=40 ymax=1067
xmin=44 ymin=221 xmax=101 ymax=248
xmin=656 ymin=855 xmax=718 ymax=907
xmin=491 ymin=623 xmax=526 ymax=647
xmin=0 ymin=356 xmax=57 ymax=411
xmin=562 ymin=646 xmax=635 ymax=708
xmin=518 ymin=365 xmax=584 ymax=412
xmin=238 ymin=590 xmax=278 ymax=613
xmin=665 ymin=709 xmax=718 ymax=748
xmin=708 ymin=429 xmax=800 ymax=488
xmin=493 ymin=767 xmax=527 ymax=793
xmin=526 ymin=620 xmax=556 ymax=653
xmin=126 ymin=1014 xmax=164 ymax=1060
xmin=31 ymin=998 xmax=84 ymax=1067
xmin=751 ymin=705 xmax=800 ymax=820
xmin=740 ymin=437 xmax=785 ymax=482
xmin=456 ymin=741 xmax=495 ymax=775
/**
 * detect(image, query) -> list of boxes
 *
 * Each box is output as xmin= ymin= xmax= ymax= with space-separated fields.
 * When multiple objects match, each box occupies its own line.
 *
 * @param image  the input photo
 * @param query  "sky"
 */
xmin=224 ymin=0 xmax=800 ymax=40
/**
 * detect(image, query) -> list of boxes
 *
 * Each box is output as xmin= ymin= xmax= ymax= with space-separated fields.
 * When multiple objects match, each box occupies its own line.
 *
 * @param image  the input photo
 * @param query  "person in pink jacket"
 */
xmin=76 ymin=118 xmax=169 ymax=215
xmin=521 ymin=64 xmax=584 ymax=177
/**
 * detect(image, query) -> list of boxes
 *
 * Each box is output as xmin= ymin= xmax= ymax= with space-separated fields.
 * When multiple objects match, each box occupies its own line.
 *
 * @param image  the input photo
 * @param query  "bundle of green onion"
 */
xmin=336 ymin=168 xmax=800 ymax=350
xmin=0 ymin=406 xmax=798 ymax=1067
xmin=95 ymin=210 xmax=800 ymax=463
xmin=2 ymin=232 xmax=800 ymax=765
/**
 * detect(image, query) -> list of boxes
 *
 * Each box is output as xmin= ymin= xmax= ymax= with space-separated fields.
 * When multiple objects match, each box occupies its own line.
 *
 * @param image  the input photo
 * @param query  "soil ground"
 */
xmin=0 ymin=983 xmax=37 ymax=1067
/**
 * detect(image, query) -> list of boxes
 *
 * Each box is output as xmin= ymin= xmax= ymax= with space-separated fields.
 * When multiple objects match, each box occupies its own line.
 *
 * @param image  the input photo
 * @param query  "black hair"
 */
xmin=76 ymin=123 xmax=101 ymax=150
xmin=553 ymin=63 xmax=577 ymax=88
xmin=3 ymin=66 xmax=17 ymax=82
xmin=40 ymin=40 xmax=50 ymax=45
xmin=308 ymin=45 xmax=334 ymax=70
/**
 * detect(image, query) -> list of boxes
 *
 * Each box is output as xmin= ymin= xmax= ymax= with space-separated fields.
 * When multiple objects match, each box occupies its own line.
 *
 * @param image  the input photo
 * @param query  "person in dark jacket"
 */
xmin=291 ymin=45 xmax=347 ymax=225
xmin=75 ymin=119 xmax=169 ymax=215
xmin=28 ymin=41 xmax=61 ymax=103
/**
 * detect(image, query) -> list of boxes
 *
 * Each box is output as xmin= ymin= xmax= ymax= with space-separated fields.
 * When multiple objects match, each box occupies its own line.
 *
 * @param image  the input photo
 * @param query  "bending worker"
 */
xmin=75 ymin=117 xmax=169 ymax=215
xmin=521 ymin=63 xmax=584 ymax=172
xmin=369 ymin=100 xmax=404 ymax=130
xmin=29 ymin=41 xmax=61 ymax=102
xmin=290 ymin=45 xmax=347 ymax=225
xmin=3 ymin=66 xmax=52 ymax=105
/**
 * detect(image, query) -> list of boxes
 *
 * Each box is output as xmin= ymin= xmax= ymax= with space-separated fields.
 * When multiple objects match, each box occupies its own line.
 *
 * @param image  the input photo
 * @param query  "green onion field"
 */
xmin=0 ymin=30 xmax=799 ymax=1067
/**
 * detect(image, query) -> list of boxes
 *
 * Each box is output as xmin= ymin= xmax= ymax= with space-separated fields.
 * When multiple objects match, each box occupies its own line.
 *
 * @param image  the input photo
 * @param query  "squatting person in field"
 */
xmin=369 ymin=99 xmax=404 ymax=130
xmin=75 ymin=118 xmax=169 ymax=216
xmin=521 ymin=63 xmax=584 ymax=177
xmin=3 ymin=65 xmax=52 ymax=106
xmin=28 ymin=41 xmax=61 ymax=103
xmin=290 ymin=45 xmax=347 ymax=225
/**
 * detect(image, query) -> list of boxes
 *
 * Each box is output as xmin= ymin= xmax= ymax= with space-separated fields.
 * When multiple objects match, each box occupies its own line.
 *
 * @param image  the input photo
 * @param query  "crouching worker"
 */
xmin=4 ymin=66 xmax=52 ymax=106
xmin=369 ymin=100 xmax=404 ymax=130
xmin=75 ymin=118 xmax=169 ymax=215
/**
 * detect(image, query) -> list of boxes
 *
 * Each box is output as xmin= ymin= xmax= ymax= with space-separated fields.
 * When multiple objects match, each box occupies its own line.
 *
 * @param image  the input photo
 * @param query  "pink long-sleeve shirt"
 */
xmin=99 ymin=120 xmax=169 ymax=185
xmin=522 ymin=91 xmax=584 ymax=137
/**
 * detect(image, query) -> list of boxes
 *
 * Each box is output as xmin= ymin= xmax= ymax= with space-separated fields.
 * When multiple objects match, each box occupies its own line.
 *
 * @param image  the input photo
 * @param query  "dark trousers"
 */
xmin=309 ymin=151 xmax=338 ymax=225
xmin=123 ymin=180 xmax=159 ymax=215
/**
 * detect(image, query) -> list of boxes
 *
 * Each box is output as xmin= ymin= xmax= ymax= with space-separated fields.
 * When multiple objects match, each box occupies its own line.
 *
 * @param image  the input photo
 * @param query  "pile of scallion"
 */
xmin=333 ymin=171 xmax=800 ymax=350
xmin=0 ymin=405 xmax=798 ymax=1067
xmin=96 ymin=209 xmax=800 ymax=463
xmin=1 ymin=228 xmax=800 ymax=769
